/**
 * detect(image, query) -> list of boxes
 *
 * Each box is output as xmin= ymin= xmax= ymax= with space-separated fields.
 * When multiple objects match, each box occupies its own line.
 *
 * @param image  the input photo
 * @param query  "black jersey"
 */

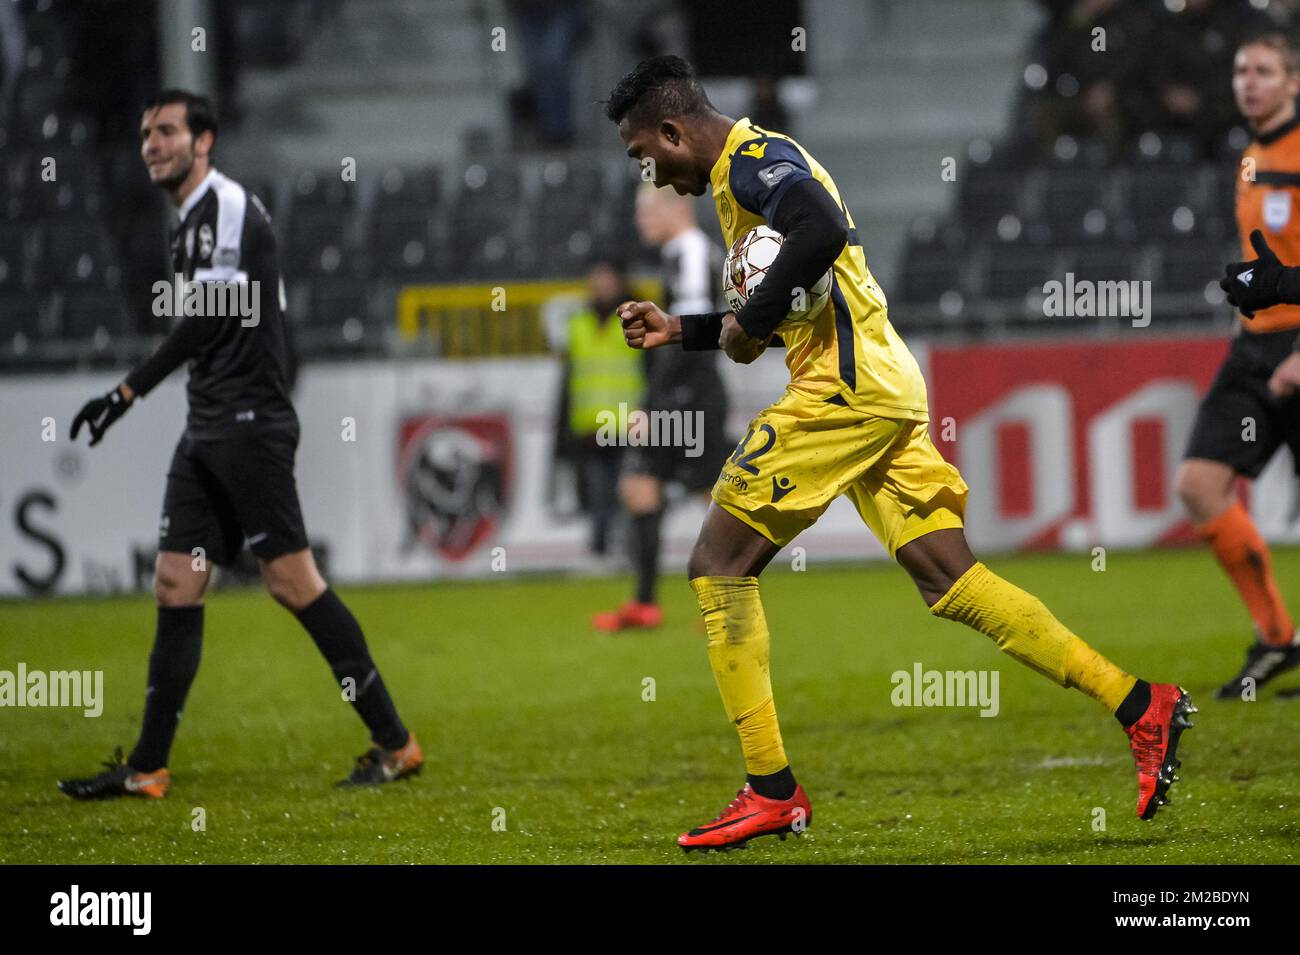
xmin=126 ymin=169 xmax=297 ymax=439
xmin=643 ymin=226 xmax=727 ymax=412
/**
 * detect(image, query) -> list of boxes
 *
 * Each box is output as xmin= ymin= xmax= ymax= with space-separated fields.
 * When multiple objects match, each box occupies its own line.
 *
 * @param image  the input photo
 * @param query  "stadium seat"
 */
xmin=56 ymin=289 xmax=132 ymax=341
xmin=1157 ymin=240 xmax=1231 ymax=295
xmin=369 ymin=209 xmax=439 ymax=279
xmin=12 ymin=148 xmax=95 ymax=220
xmin=301 ymin=278 xmax=372 ymax=329
xmin=1068 ymin=243 xmax=1149 ymax=284
xmin=373 ymin=165 xmax=441 ymax=210
xmin=291 ymin=168 xmax=354 ymax=209
xmin=451 ymin=164 xmax=521 ymax=237
xmin=295 ymin=278 xmax=383 ymax=354
xmin=0 ymin=227 xmax=30 ymax=289
xmin=958 ymin=163 xmax=1025 ymax=228
xmin=1124 ymin=164 xmax=1193 ymax=237
xmin=900 ymin=241 xmax=966 ymax=305
xmin=1042 ymin=165 xmax=1110 ymax=236
xmin=981 ymin=247 xmax=1059 ymax=301
xmin=38 ymin=222 xmax=114 ymax=287
xmin=0 ymin=292 xmax=47 ymax=341
xmin=287 ymin=205 xmax=353 ymax=276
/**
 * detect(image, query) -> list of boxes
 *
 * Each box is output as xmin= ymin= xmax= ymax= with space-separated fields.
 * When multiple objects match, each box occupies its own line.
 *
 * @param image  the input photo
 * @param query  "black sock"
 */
xmin=296 ymin=589 xmax=408 ymax=750
xmin=748 ymin=765 xmax=797 ymax=800
xmin=1115 ymin=679 xmax=1152 ymax=728
xmin=631 ymin=509 xmax=662 ymax=605
xmin=128 ymin=605 xmax=204 ymax=772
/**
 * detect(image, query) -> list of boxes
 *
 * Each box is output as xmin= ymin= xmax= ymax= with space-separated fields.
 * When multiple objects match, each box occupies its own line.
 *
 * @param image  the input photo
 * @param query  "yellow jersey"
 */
xmin=710 ymin=117 xmax=929 ymax=422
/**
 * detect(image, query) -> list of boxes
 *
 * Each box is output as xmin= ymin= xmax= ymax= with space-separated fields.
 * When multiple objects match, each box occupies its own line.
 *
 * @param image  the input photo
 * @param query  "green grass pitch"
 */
xmin=2 ymin=546 xmax=1298 ymax=864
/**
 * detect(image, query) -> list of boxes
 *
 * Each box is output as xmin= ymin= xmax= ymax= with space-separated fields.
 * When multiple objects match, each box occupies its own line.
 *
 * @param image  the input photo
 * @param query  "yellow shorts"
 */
xmin=712 ymin=388 xmax=969 ymax=555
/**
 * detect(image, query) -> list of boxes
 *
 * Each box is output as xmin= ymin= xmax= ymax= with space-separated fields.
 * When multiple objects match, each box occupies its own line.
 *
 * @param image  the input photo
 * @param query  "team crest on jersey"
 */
xmin=198 ymin=223 xmax=214 ymax=260
xmin=396 ymin=413 xmax=512 ymax=561
xmin=719 ymin=192 xmax=734 ymax=231
xmin=1264 ymin=191 xmax=1291 ymax=231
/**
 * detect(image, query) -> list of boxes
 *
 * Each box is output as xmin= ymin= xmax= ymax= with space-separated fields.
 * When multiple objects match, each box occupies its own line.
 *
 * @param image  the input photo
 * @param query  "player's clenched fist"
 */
xmin=618 ymin=300 xmax=679 ymax=349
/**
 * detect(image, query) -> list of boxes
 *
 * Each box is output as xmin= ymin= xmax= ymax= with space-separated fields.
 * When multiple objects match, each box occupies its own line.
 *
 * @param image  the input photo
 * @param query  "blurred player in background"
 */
xmin=592 ymin=183 xmax=729 ymax=631
xmin=608 ymin=56 xmax=1196 ymax=851
xmin=57 ymin=90 xmax=421 ymax=799
xmin=1181 ymin=34 xmax=1300 ymax=701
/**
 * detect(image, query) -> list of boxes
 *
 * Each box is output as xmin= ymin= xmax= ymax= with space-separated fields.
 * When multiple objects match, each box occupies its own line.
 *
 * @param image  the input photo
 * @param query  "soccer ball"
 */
xmin=722 ymin=224 xmax=832 ymax=322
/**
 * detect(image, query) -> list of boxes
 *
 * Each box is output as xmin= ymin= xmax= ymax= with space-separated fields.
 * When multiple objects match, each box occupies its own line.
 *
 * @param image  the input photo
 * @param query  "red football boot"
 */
xmin=678 ymin=783 xmax=812 ymax=852
xmin=592 ymin=601 xmax=663 ymax=632
xmin=1126 ymin=684 xmax=1197 ymax=820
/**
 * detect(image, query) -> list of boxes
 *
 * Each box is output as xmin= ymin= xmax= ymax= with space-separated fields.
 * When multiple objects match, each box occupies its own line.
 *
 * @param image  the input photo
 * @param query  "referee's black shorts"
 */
xmin=1185 ymin=327 xmax=1300 ymax=479
xmin=159 ymin=427 xmax=309 ymax=567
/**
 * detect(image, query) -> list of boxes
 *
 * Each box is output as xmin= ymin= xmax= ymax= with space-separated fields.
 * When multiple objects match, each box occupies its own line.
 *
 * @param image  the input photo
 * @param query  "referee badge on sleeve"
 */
xmin=1264 ymin=190 xmax=1291 ymax=231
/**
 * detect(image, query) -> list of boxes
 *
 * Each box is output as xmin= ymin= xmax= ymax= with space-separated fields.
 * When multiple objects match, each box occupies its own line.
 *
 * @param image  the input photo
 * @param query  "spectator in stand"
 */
xmin=1126 ymin=0 xmax=1277 ymax=158
xmin=1030 ymin=0 xmax=1157 ymax=158
xmin=750 ymin=75 xmax=791 ymax=136
xmin=507 ymin=0 xmax=590 ymax=148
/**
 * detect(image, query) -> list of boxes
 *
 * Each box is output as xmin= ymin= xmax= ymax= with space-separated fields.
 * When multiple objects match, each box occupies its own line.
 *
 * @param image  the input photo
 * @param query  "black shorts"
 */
xmin=1185 ymin=328 xmax=1300 ymax=478
xmin=159 ymin=427 xmax=309 ymax=567
xmin=622 ymin=404 xmax=731 ymax=493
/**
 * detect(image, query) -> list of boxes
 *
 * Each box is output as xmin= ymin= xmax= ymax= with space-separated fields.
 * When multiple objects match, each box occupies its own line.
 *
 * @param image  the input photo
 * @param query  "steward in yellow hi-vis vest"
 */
xmin=566 ymin=307 xmax=645 ymax=438
xmin=608 ymin=56 xmax=1182 ymax=851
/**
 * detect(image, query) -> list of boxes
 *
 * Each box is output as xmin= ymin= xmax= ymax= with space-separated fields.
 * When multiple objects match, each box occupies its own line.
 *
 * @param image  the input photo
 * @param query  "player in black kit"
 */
xmin=58 ymin=91 xmax=421 ymax=799
xmin=593 ymin=183 xmax=730 ymax=631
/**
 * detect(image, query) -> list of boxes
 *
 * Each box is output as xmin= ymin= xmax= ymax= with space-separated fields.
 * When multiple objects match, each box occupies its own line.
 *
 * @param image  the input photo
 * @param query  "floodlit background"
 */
xmin=4 ymin=0 xmax=1300 ymax=869
xmin=1 ymin=0 xmax=1298 ymax=594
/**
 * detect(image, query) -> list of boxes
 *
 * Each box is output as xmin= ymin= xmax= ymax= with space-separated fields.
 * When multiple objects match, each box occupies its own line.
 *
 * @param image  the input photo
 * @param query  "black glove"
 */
xmin=70 ymin=387 xmax=132 ymax=446
xmin=1220 ymin=229 xmax=1300 ymax=318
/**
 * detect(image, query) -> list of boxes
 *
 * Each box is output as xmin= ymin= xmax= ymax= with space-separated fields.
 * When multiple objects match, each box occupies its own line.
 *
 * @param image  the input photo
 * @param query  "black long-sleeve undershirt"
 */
xmin=124 ymin=315 xmax=220 ymax=398
xmin=735 ymin=177 xmax=848 ymax=340
xmin=679 ymin=178 xmax=849 ymax=350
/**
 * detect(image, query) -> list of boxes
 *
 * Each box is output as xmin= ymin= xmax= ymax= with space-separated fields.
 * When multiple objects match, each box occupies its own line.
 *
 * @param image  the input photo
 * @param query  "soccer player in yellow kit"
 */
xmin=605 ymin=56 xmax=1197 ymax=851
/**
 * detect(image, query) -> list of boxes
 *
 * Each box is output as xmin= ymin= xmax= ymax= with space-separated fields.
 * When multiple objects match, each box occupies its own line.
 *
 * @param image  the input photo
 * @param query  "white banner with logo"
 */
xmin=0 ymin=347 xmax=917 ymax=596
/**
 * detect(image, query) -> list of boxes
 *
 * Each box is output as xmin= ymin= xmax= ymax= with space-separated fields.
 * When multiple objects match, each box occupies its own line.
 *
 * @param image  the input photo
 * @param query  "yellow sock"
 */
xmin=689 ymin=576 xmax=789 ymax=775
xmin=929 ymin=562 xmax=1136 ymax=713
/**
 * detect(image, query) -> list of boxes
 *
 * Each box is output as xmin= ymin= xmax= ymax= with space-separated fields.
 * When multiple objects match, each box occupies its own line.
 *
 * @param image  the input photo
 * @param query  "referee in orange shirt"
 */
xmin=1188 ymin=34 xmax=1300 ymax=699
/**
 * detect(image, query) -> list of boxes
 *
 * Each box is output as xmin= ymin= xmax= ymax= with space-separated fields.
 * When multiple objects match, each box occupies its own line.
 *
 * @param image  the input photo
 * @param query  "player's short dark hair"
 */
xmin=142 ymin=89 xmax=219 ymax=142
xmin=604 ymin=55 xmax=716 ymax=129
